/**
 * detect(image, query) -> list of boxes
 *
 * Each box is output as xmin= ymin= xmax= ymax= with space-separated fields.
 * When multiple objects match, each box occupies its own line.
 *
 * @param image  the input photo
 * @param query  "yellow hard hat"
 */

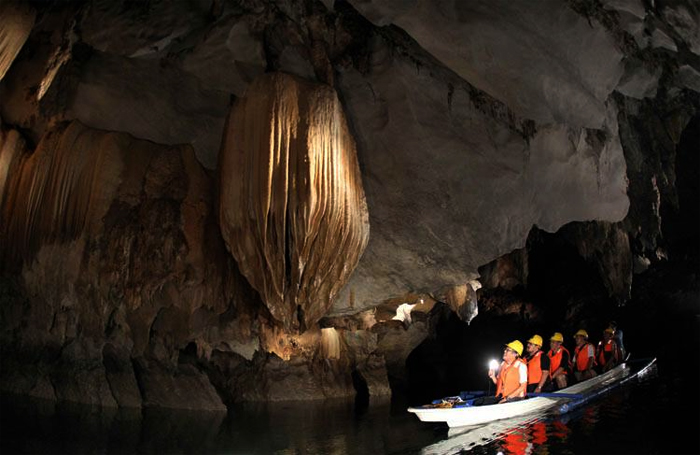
xmin=505 ymin=340 xmax=524 ymax=356
xmin=527 ymin=335 xmax=543 ymax=347
xmin=604 ymin=327 xmax=614 ymax=334
xmin=574 ymin=329 xmax=589 ymax=338
xmin=550 ymin=332 xmax=564 ymax=342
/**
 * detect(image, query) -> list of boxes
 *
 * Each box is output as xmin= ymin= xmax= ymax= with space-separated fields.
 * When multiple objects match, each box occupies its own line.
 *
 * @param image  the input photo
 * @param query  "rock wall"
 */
xmin=0 ymin=0 xmax=698 ymax=409
xmin=0 ymin=120 xmax=239 ymax=409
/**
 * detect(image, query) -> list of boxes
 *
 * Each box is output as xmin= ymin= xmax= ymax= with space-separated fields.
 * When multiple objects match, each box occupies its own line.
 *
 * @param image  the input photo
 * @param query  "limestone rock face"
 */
xmin=0 ymin=0 xmax=698 ymax=407
xmin=69 ymin=51 xmax=230 ymax=170
xmin=219 ymin=72 xmax=369 ymax=330
xmin=0 ymin=121 xmax=241 ymax=410
xmin=0 ymin=2 xmax=35 ymax=81
xmin=562 ymin=222 xmax=633 ymax=301
xmin=332 ymin=34 xmax=629 ymax=314
xmin=349 ymin=0 xmax=625 ymax=128
xmin=80 ymin=0 xmax=209 ymax=57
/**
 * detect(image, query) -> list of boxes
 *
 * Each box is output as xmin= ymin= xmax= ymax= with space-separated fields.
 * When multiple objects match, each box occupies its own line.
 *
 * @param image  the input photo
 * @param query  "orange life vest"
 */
xmin=573 ymin=343 xmax=595 ymax=372
xmin=548 ymin=346 xmax=570 ymax=375
xmin=496 ymin=359 xmax=526 ymax=398
xmin=527 ymin=351 xmax=544 ymax=385
xmin=597 ymin=339 xmax=615 ymax=366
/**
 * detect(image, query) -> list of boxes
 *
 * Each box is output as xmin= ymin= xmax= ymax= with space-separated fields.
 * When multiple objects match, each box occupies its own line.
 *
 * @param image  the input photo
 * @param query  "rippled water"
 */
xmin=1 ymin=359 xmax=698 ymax=455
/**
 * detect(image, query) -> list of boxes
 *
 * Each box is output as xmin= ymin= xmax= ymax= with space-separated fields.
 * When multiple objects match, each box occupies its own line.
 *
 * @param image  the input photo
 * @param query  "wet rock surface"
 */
xmin=0 ymin=0 xmax=698 ymax=409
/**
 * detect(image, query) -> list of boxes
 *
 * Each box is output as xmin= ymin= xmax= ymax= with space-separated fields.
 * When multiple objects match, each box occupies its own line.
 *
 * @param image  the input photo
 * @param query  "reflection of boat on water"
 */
xmin=421 ymin=413 xmax=545 ymax=455
xmin=408 ymin=357 xmax=656 ymax=428
xmin=417 ymin=358 xmax=657 ymax=455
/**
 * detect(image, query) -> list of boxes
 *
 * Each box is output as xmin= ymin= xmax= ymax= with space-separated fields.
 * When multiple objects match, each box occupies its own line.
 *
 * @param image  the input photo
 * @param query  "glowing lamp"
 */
xmin=489 ymin=359 xmax=499 ymax=371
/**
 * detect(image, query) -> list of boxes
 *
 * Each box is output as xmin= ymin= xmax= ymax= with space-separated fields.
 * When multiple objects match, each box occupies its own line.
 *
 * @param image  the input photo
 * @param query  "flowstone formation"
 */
xmin=0 ymin=120 xmax=233 ymax=410
xmin=0 ymin=0 xmax=698 ymax=409
xmin=219 ymin=72 xmax=369 ymax=331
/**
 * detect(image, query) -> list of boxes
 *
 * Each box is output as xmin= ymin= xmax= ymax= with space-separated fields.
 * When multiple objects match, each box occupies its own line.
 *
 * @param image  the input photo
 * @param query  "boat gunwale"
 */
xmin=407 ymin=357 xmax=656 ymax=427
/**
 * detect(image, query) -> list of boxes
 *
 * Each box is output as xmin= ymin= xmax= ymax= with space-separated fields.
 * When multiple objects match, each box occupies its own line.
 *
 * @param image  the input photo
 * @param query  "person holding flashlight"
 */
xmin=487 ymin=340 xmax=528 ymax=404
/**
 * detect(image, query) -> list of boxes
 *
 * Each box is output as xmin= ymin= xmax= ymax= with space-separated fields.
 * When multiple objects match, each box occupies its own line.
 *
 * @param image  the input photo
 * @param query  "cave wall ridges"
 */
xmin=219 ymin=72 xmax=370 ymax=331
xmin=0 ymin=0 xmax=698 ymax=409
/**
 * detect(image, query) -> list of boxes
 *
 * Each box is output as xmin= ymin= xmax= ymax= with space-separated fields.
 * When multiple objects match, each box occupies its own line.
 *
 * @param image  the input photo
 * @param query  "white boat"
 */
xmin=407 ymin=357 xmax=655 ymax=428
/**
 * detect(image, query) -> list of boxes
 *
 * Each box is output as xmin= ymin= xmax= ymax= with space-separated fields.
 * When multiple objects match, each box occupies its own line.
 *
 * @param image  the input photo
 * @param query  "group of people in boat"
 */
xmin=481 ymin=323 xmax=625 ymax=405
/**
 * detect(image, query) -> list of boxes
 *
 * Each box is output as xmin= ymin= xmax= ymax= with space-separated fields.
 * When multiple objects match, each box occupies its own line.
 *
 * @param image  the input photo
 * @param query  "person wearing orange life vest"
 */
xmin=596 ymin=327 xmax=621 ymax=372
xmin=525 ymin=335 xmax=550 ymax=393
xmin=547 ymin=332 xmax=571 ymax=389
xmin=572 ymin=329 xmax=597 ymax=382
xmin=487 ymin=340 xmax=528 ymax=403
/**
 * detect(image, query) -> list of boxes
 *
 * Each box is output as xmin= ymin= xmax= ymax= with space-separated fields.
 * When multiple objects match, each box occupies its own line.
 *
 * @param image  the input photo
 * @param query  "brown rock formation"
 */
xmin=219 ymin=72 xmax=369 ymax=331
xmin=0 ymin=120 xmax=237 ymax=410
xmin=0 ymin=2 xmax=35 ymax=81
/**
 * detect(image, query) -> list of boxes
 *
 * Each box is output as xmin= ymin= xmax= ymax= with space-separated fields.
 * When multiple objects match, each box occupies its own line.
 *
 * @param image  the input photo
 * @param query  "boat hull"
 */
xmin=408 ymin=395 xmax=558 ymax=427
xmin=408 ymin=360 xmax=644 ymax=428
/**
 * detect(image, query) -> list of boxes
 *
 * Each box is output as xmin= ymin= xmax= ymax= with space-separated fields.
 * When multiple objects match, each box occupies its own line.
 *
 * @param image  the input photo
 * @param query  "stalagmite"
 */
xmin=219 ymin=72 xmax=369 ymax=330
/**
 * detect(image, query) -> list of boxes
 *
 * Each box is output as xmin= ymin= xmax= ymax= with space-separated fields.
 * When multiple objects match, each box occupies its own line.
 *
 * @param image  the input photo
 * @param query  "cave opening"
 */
xmin=404 ymin=224 xmax=622 ymax=405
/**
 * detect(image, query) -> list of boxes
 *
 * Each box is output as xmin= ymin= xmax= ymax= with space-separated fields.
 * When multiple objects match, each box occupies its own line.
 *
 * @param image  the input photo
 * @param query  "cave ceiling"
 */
xmin=1 ymin=0 xmax=698 ymax=317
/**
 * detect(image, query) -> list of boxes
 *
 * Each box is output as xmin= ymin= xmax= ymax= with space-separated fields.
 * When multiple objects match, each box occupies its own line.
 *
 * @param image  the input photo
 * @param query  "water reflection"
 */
xmin=2 ymin=363 xmax=696 ymax=455
xmin=1 ymin=394 xmax=226 ymax=454
xmin=421 ymin=413 xmax=559 ymax=455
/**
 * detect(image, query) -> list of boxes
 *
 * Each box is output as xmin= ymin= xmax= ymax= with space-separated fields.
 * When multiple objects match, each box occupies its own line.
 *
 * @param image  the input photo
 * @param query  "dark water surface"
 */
xmin=1 ymin=356 xmax=698 ymax=455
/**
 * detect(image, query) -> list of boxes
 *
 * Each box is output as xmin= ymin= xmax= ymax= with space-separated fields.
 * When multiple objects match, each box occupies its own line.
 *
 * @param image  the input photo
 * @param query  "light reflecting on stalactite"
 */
xmin=37 ymin=41 xmax=73 ymax=101
xmin=219 ymin=72 xmax=370 ymax=330
xmin=0 ymin=128 xmax=27 ymax=213
xmin=0 ymin=2 xmax=35 ymax=81
xmin=0 ymin=121 xmax=123 ymax=264
xmin=320 ymin=328 xmax=340 ymax=360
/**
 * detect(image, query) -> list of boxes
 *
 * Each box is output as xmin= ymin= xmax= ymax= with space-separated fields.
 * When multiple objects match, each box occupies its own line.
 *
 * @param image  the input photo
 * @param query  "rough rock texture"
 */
xmin=0 ymin=121 xmax=237 ymax=410
xmin=207 ymin=322 xmax=391 ymax=402
xmin=0 ymin=2 xmax=35 ymax=81
xmin=0 ymin=113 xmax=383 ymax=406
xmin=478 ymin=248 xmax=529 ymax=291
xmin=332 ymin=30 xmax=629 ymax=313
xmin=219 ymin=72 xmax=369 ymax=330
xmin=68 ymin=51 xmax=230 ymax=170
xmin=349 ymin=0 xmax=625 ymax=127
xmin=0 ymin=0 xmax=698 ymax=408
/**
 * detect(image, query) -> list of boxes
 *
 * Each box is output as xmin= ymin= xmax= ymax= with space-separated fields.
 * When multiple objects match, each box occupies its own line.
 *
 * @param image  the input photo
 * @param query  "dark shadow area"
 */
xmin=405 ymin=225 xmax=619 ymax=405
xmin=662 ymin=114 xmax=700 ymax=263
xmin=0 ymin=394 xmax=226 ymax=455
xmin=351 ymin=369 xmax=370 ymax=414
xmin=524 ymin=226 xmax=614 ymax=328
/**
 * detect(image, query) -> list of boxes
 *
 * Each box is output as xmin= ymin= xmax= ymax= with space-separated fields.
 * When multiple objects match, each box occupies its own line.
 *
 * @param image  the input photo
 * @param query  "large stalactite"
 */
xmin=0 ymin=121 xmax=123 ymax=265
xmin=0 ymin=2 xmax=35 ymax=81
xmin=219 ymin=72 xmax=370 ymax=331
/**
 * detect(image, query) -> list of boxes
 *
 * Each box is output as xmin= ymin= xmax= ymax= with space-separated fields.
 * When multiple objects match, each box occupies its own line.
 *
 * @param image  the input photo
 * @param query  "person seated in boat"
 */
xmin=596 ymin=327 xmax=621 ymax=373
xmin=547 ymin=332 xmax=571 ymax=389
xmin=608 ymin=320 xmax=625 ymax=359
xmin=485 ymin=340 xmax=528 ymax=404
xmin=525 ymin=335 xmax=550 ymax=394
xmin=572 ymin=329 xmax=597 ymax=382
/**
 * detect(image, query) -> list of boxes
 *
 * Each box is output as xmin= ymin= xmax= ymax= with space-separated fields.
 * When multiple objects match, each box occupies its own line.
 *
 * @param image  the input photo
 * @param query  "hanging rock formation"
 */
xmin=0 ymin=0 xmax=698 ymax=409
xmin=0 ymin=2 xmax=35 ymax=81
xmin=219 ymin=72 xmax=370 ymax=330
